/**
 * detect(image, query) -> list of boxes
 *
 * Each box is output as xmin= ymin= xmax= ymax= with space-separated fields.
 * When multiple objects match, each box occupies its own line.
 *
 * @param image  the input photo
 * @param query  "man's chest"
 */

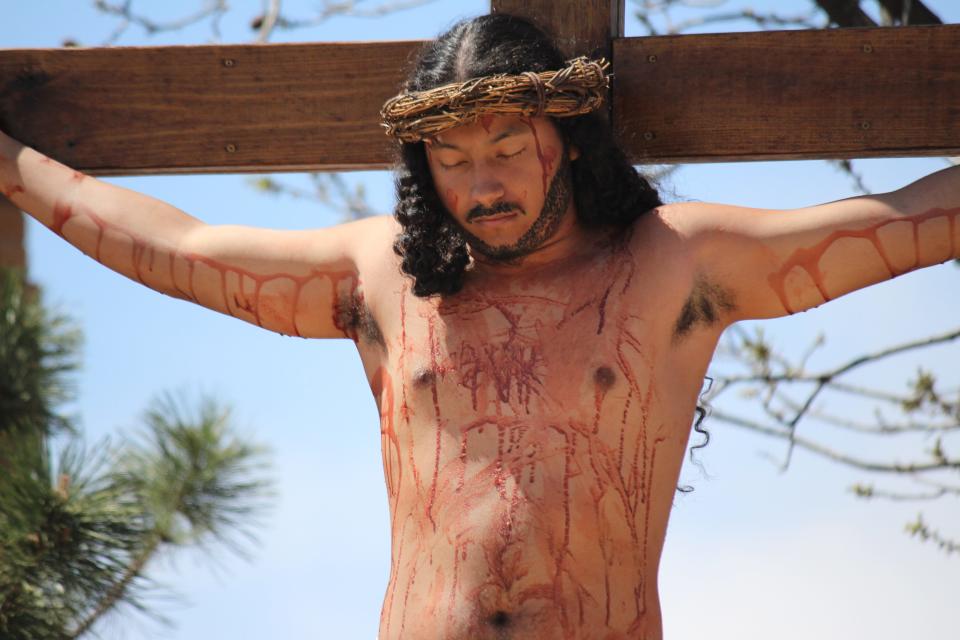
xmin=385 ymin=260 xmax=687 ymax=423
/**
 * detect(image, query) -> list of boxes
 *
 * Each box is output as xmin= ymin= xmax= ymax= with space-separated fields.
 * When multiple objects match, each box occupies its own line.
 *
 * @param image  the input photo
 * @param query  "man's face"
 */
xmin=425 ymin=115 xmax=577 ymax=262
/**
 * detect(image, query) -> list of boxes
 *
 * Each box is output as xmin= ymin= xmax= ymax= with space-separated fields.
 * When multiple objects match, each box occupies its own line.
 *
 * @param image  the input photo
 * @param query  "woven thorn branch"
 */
xmin=381 ymin=57 xmax=611 ymax=143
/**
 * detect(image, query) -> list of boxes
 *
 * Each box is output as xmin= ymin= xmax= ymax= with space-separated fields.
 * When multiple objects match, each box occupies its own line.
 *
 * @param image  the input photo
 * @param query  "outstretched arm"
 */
xmin=668 ymin=164 xmax=960 ymax=321
xmin=0 ymin=129 xmax=371 ymax=338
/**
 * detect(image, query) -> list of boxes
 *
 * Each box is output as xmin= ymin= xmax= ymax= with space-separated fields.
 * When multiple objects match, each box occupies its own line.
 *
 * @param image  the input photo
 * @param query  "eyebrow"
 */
xmin=431 ymin=125 xmax=526 ymax=151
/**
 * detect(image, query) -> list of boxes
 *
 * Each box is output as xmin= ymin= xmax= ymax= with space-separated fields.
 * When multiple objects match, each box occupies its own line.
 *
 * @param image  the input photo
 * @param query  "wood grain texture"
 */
xmin=1 ymin=25 xmax=958 ymax=174
xmin=0 ymin=196 xmax=24 ymax=268
xmin=491 ymin=0 xmax=624 ymax=60
xmin=614 ymin=24 xmax=960 ymax=163
xmin=0 ymin=41 xmax=422 ymax=175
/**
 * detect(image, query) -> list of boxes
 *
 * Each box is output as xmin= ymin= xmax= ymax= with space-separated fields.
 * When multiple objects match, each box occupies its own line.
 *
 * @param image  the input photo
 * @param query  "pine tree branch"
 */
xmin=66 ymin=534 xmax=160 ymax=639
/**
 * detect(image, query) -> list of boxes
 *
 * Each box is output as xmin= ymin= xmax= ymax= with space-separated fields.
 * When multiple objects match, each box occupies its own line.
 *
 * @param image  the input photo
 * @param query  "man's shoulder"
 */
xmin=644 ymin=201 xmax=728 ymax=237
xmin=339 ymin=214 xmax=400 ymax=253
xmin=346 ymin=214 xmax=404 ymax=280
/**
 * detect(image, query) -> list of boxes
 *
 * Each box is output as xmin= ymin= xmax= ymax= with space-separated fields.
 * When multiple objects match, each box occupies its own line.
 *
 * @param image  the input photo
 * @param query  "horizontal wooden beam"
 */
xmin=614 ymin=24 xmax=960 ymax=163
xmin=0 ymin=41 xmax=422 ymax=175
xmin=0 ymin=25 xmax=958 ymax=175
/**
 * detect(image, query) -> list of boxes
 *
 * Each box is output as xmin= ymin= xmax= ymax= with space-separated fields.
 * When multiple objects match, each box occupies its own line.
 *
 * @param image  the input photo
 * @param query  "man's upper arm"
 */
xmin=177 ymin=215 xmax=388 ymax=338
xmin=668 ymin=192 xmax=960 ymax=322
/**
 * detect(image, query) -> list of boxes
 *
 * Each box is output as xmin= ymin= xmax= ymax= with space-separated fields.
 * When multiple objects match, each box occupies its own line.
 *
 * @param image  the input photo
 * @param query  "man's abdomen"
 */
xmin=377 ymin=416 xmax=671 ymax=640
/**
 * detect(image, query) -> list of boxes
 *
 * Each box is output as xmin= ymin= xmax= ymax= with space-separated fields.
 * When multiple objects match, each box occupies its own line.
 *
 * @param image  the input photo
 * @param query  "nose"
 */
xmin=470 ymin=165 xmax=505 ymax=208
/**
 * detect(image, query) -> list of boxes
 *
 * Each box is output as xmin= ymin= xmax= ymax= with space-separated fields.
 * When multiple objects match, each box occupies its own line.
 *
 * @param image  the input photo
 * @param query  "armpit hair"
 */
xmin=672 ymin=274 xmax=736 ymax=342
xmin=335 ymin=292 xmax=386 ymax=349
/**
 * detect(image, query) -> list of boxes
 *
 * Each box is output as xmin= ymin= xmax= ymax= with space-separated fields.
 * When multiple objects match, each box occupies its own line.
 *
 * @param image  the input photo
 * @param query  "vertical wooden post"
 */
xmin=490 ymin=0 xmax=624 ymax=60
xmin=0 ymin=196 xmax=25 ymax=269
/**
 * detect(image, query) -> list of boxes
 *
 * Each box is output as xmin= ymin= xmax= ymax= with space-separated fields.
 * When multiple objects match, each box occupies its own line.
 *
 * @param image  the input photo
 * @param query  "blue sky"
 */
xmin=4 ymin=1 xmax=960 ymax=638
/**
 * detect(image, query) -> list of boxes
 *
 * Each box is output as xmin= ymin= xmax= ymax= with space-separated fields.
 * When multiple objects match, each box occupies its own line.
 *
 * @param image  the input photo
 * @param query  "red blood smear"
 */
xmin=424 ymin=317 xmax=443 ymax=530
xmin=49 ymin=197 xmax=364 ymax=338
xmin=377 ymin=368 xmax=401 ymax=503
xmin=1 ymin=184 xmax=24 ymax=199
xmin=596 ymin=285 xmax=612 ymax=335
xmin=768 ymin=206 xmax=960 ymax=313
xmin=444 ymin=188 xmax=459 ymax=213
xmin=399 ymin=564 xmax=418 ymax=635
xmin=479 ymin=114 xmax=494 ymax=134
xmin=50 ymin=201 xmax=73 ymax=236
xmin=521 ymin=117 xmax=558 ymax=196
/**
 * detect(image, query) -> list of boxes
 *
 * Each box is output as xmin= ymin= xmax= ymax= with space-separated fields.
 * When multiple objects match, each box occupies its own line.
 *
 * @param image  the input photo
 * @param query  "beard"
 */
xmin=454 ymin=153 xmax=573 ymax=263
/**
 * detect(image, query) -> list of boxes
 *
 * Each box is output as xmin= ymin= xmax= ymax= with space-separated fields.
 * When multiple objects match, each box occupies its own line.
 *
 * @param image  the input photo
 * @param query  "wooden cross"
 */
xmin=1 ymin=0 xmax=959 ymax=267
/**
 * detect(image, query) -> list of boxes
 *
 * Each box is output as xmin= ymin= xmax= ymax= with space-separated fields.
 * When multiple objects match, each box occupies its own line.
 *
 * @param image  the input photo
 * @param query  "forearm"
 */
xmin=0 ymin=131 xmax=201 ymax=298
xmin=881 ymin=163 xmax=960 ymax=264
xmin=885 ymin=163 xmax=960 ymax=215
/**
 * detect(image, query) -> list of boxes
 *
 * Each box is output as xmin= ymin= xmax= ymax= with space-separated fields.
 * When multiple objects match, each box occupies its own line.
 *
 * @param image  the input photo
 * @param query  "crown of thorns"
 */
xmin=380 ymin=57 xmax=611 ymax=143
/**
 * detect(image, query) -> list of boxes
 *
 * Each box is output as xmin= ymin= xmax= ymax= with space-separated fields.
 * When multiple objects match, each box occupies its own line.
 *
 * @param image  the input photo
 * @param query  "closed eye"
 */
xmin=499 ymin=148 xmax=526 ymax=160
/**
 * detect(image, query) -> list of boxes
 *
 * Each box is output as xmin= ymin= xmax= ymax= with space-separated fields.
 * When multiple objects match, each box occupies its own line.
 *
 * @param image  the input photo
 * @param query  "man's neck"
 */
xmin=466 ymin=209 xmax=607 ymax=279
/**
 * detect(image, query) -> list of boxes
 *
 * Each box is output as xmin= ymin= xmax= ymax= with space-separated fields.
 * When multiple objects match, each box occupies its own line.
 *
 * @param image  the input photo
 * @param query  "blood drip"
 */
xmin=768 ymin=206 xmax=960 ymax=313
xmin=47 ymin=197 xmax=362 ymax=338
xmin=1 ymin=184 xmax=24 ymax=199
xmin=521 ymin=117 xmax=558 ymax=197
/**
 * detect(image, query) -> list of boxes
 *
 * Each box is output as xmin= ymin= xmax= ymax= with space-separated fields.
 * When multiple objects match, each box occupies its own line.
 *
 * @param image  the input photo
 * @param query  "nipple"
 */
xmin=412 ymin=367 xmax=436 ymax=387
xmin=594 ymin=366 xmax=616 ymax=390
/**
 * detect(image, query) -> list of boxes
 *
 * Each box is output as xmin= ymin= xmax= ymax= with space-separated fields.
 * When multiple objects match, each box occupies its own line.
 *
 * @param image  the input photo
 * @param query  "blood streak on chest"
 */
xmin=768 ymin=206 xmax=960 ymax=314
xmin=424 ymin=316 xmax=444 ymax=530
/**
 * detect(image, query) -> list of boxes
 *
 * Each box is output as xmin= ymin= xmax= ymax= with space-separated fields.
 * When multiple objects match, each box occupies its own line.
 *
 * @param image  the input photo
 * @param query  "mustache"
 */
xmin=466 ymin=201 xmax=524 ymax=222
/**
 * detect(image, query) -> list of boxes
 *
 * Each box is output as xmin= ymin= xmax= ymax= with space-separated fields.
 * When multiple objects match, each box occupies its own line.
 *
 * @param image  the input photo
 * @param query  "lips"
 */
xmin=472 ymin=211 xmax=519 ymax=225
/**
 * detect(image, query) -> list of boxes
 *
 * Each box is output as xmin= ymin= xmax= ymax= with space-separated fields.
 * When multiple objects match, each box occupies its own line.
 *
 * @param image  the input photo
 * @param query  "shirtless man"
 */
xmin=1 ymin=12 xmax=958 ymax=640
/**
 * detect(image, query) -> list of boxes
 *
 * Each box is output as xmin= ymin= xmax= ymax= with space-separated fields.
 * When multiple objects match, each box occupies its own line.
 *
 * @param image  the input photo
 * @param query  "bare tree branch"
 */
xmin=264 ymin=0 xmax=437 ymax=32
xmin=715 ymin=327 xmax=960 ymax=387
xmin=851 ymin=482 xmax=960 ymax=501
xmin=905 ymin=513 xmax=960 ymax=554
xmin=254 ymin=0 xmax=283 ymax=43
xmin=93 ymin=0 xmax=229 ymax=45
xmin=667 ymin=8 xmax=821 ymax=33
xmin=709 ymin=408 xmax=959 ymax=474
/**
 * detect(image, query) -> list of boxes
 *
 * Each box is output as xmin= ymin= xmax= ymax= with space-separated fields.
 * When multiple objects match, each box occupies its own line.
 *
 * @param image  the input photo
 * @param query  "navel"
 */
xmin=488 ymin=610 xmax=511 ymax=628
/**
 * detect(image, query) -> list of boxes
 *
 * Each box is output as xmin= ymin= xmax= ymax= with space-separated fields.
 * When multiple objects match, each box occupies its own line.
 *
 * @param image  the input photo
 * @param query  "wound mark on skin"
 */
xmin=672 ymin=275 xmax=736 ymax=342
xmin=1 ymin=184 xmax=24 ymax=199
xmin=335 ymin=291 xmax=385 ymax=348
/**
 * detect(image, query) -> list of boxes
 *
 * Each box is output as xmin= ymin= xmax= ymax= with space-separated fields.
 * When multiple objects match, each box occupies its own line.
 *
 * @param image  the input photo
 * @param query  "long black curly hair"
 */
xmin=391 ymin=13 xmax=664 ymax=297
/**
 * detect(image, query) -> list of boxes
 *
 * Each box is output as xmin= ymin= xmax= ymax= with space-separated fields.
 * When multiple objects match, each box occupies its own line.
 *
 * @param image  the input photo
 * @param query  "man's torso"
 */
xmin=352 ymin=210 xmax=726 ymax=639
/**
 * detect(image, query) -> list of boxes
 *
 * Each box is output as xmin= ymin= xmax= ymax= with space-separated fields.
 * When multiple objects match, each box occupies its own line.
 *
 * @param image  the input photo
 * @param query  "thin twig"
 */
xmin=710 ymin=409 xmax=960 ymax=474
